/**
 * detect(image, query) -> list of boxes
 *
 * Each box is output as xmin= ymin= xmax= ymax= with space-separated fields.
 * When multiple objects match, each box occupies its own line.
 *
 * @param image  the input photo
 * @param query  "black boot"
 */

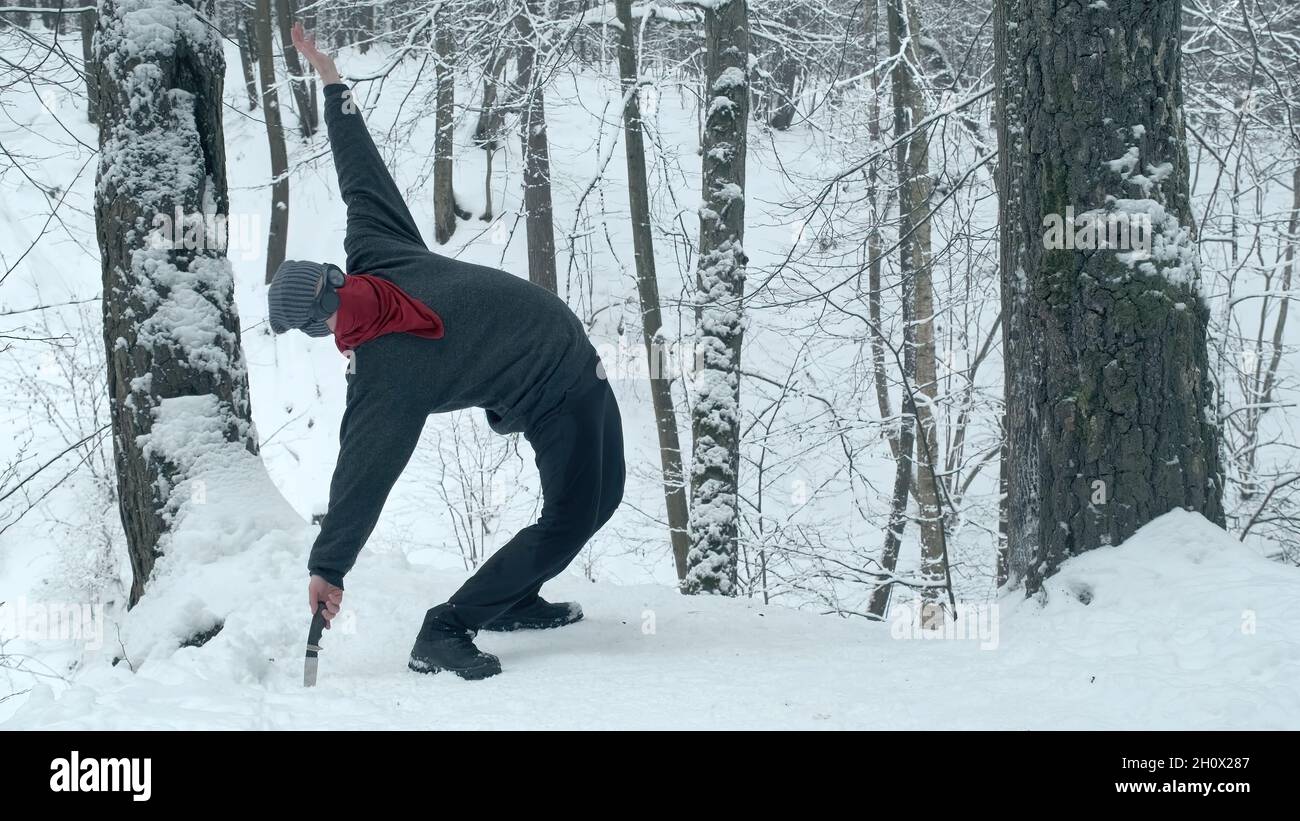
xmin=481 ymin=596 xmax=584 ymax=632
xmin=409 ymin=611 xmax=501 ymax=680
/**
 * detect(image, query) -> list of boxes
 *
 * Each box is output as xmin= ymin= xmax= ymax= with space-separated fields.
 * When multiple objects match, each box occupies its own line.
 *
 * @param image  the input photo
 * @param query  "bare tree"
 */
xmin=473 ymin=48 xmax=509 ymax=223
xmin=253 ymin=0 xmax=289 ymax=282
xmin=274 ymin=0 xmax=319 ymax=136
xmin=79 ymin=7 xmax=96 ymax=123
xmin=514 ymin=0 xmax=558 ymax=292
xmin=432 ymin=3 xmax=459 ymax=243
xmin=614 ymin=0 xmax=691 ymax=581
xmin=235 ymin=3 xmax=260 ymax=111
xmin=683 ymin=0 xmax=749 ymax=595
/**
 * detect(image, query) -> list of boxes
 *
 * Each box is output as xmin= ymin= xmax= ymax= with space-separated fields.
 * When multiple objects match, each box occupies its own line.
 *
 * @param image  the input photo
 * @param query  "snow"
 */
xmin=712 ymin=67 xmax=747 ymax=92
xmin=1112 ymin=197 xmax=1201 ymax=288
xmin=1105 ymin=145 xmax=1141 ymax=177
xmin=566 ymin=1 xmax=702 ymax=28
xmin=96 ymin=0 xmax=211 ymax=66
xmin=707 ymin=95 xmax=739 ymax=118
xmin=1099 ymin=142 xmax=1202 ymax=289
xmin=3 ymin=509 xmax=1296 ymax=728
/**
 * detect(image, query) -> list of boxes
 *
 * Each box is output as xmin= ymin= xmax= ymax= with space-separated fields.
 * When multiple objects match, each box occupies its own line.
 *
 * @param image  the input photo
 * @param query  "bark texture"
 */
xmin=95 ymin=0 xmax=257 ymax=606
xmin=683 ymin=0 xmax=749 ymax=595
xmin=1003 ymin=0 xmax=1224 ymax=593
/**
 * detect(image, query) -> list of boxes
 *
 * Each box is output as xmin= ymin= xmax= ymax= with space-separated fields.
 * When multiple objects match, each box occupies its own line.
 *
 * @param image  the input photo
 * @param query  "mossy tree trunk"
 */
xmin=1003 ymin=0 xmax=1224 ymax=593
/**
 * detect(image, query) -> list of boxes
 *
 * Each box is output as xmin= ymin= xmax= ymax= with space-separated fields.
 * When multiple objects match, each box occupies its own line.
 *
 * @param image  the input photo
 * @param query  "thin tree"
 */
xmin=235 ymin=3 xmax=260 ymax=112
xmin=888 ymin=0 xmax=946 ymax=625
xmin=432 ymin=3 xmax=460 ymax=243
xmin=473 ymin=49 xmax=509 ymax=223
xmin=514 ymin=0 xmax=558 ymax=292
xmin=274 ymin=0 xmax=318 ymax=136
xmin=993 ymin=0 xmax=1027 ymax=588
xmin=253 ymin=0 xmax=289 ymax=282
xmin=865 ymin=0 xmax=916 ymax=620
xmin=80 ymin=7 xmax=97 ymax=123
xmin=683 ymin=0 xmax=749 ymax=595
xmin=614 ymin=0 xmax=691 ymax=581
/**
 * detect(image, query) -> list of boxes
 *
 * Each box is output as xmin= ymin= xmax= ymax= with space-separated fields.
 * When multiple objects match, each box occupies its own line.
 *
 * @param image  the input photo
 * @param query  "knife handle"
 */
xmin=308 ymin=601 xmax=329 ymax=649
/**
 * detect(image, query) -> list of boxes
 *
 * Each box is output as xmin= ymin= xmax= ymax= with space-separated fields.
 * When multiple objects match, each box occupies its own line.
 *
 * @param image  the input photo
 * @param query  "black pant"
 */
xmin=424 ymin=377 xmax=625 ymax=633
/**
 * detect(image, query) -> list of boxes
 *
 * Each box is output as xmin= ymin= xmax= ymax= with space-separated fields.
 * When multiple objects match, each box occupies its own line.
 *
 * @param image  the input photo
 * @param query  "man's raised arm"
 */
xmin=292 ymin=23 xmax=428 ymax=270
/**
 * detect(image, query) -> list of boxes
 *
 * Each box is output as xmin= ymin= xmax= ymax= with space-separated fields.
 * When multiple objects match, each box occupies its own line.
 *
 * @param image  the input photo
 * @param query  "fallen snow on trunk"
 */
xmin=5 ymin=510 xmax=1297 ymax=729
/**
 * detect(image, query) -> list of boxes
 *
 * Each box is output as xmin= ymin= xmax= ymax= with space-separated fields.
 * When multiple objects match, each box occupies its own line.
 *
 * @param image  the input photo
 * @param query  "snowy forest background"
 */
xmin=1 ymin=0 xmax=1298 ymax=728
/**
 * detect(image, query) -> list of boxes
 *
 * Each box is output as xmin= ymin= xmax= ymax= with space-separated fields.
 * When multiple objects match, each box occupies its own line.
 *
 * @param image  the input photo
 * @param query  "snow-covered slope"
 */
xmin=5 ymin=510 xmax=1297 ymax=729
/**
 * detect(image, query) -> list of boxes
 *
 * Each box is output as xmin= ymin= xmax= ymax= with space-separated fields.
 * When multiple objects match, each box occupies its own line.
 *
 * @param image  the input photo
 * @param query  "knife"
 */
xmin=304 ymin=601 xmax=327 ymax=687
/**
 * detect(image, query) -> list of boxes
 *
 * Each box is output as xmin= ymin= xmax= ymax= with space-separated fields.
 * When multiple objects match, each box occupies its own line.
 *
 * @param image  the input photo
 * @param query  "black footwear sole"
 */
xmin=481 ymin=608 xmax=585 ymax=633
xmin=408 ymin=655 xmax=502 ymax=680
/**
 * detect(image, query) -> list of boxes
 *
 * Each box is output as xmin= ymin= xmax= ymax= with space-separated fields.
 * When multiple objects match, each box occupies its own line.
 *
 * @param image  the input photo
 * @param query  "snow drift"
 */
xmin=5 ymin=509 xmax=1297 ymax=729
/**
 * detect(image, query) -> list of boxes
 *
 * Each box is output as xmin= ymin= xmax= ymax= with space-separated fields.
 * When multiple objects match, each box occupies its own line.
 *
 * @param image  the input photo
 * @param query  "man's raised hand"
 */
xmin=292 ymin=21 xmax=341 ymax=86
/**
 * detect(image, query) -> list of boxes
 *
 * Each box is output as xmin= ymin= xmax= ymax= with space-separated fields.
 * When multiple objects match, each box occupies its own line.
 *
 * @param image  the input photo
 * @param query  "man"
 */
xmin=269 ymin=24 xmax=624 ymax=680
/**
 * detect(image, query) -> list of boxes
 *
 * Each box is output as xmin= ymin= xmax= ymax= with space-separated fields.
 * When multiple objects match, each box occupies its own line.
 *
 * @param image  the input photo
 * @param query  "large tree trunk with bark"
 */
xmin=514 ymin=1 xmax=558 ymax=293
xmin=94 ymin=0 xmax=258 ymax=606
xmin=683 ymin=0 xmax=749 ymax=596
xmin=253 ymin=0 xmax=289 ymax=283
xmin=1003 ymin=0 xmax=1224 ymax=593
xmin=615 ymin=0 xmax=692 ymax=582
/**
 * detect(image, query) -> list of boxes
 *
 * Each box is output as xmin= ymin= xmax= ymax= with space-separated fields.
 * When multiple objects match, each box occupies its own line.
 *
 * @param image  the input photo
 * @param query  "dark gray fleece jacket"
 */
xmin=307 ymin=83 xmax=602 ymax=588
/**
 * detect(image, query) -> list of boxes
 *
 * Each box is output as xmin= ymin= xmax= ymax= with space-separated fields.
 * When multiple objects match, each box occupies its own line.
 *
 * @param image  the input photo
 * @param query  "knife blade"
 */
xmin=304 ymin=601 xmax=327 ymax=687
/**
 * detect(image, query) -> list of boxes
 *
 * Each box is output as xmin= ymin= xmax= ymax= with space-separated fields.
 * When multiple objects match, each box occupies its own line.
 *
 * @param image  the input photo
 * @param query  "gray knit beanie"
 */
xmin=268 ymin=259 xmax=332 ymax=337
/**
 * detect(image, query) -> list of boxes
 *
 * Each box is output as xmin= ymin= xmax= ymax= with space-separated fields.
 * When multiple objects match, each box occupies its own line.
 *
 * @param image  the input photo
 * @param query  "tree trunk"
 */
xmin=235 ymin=6 xmax=259 ymax=112
xmin=254 ymin=0 xmax=289 ymax=282
xmin=993 ymin=0 xmax=1027 ymax=589
xmin=864 ymin=0 xmax=915 ymax=620
xmin=274 ymin=0 xmax=318 ymax=137
xmin=474 ymin=50 xmax=508 ymax=222
xmin=615 ymin=0 xmax=692 ymax=582
xmin=474 ymin=50 xmax=508 ymax=151
xmin=304 ymin=1 xmax=317 ymax=122
xmin=94 ymin=0 xmax=258 ymax=606
xmin=1237 ymin=164 xmax=1299 ymax=494
xmin=683 ymin=0 xmax=749 ymax=596
xmin=433 ymin=8 xmax=458 ymax=243
xmin=42 ymin=0 xmax=60 ymax=33
xmin=766 ymin=10 xmax=803 ymax=131
xmin=357 ymin=4 xmax=374 ymax=53
xmin=1004 ymin=0 xmax=1224 ymax=593
xmin=80 ymin=8 xmax=97 ymax=123
xmin=514 ymin=1 xmax=558 ymax=293
xmin=887 ymin=0 xmax=947 ymax=625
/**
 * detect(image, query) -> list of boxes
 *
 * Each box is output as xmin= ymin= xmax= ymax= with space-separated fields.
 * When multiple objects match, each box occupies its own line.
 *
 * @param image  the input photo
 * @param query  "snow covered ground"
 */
xmin=4 ymin=510 xmax=1297 ymax=729
xmin=2 ymin=33 xmax=1299 ymax=729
